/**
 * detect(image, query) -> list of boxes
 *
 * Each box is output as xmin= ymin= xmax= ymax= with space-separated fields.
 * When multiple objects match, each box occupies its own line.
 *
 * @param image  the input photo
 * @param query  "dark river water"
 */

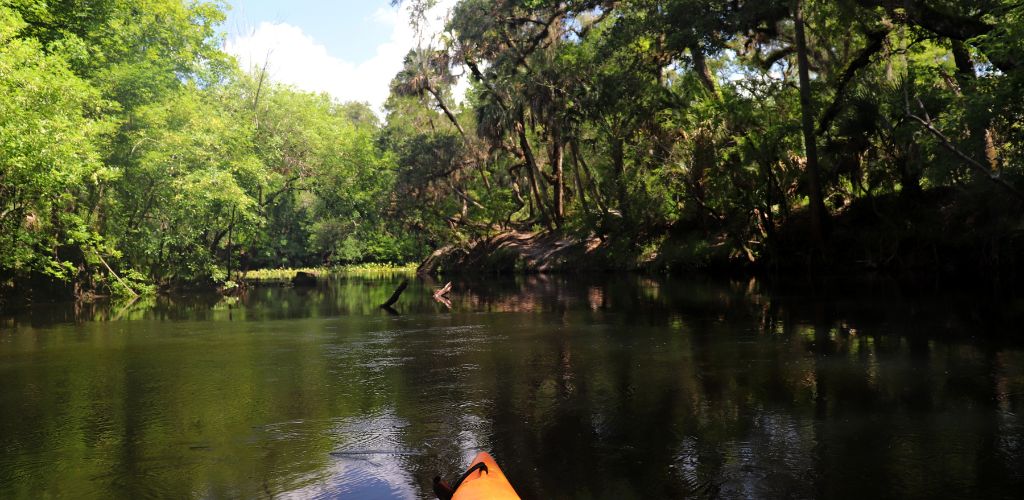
xmin=1 ymin=274 xmax=1023 ymax=499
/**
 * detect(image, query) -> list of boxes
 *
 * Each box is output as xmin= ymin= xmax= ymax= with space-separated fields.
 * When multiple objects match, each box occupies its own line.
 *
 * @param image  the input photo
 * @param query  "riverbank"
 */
xmin=417 ymin=187 xmax=1024 ymax=282
xmin=3 ymin=188 xmax=1019 ymax=312
xmin=241 ymin=264 xmax=417 ymax=282
xmin=0 ymin=263 xmax=418 ymax=311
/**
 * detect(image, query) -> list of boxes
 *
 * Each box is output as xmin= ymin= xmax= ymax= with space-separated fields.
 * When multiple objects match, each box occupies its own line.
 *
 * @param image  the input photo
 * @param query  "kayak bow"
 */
xmin=435 ymin=451 xmax=521 ymax=500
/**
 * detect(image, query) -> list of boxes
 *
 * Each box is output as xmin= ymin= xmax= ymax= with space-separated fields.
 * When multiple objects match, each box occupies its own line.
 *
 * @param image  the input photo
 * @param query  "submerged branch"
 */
xmin=380 ymin=280 xmax=409 ymax=309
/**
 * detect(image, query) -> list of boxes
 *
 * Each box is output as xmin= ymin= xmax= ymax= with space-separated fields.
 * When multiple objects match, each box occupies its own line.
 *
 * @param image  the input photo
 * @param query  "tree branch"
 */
xmin=816 ymin=28 xmax=890 ymax=136
xmin=906 ymin=108 xmax=1024 ymax=201
xmin=95 ymin=250 xmax=138 ymax=298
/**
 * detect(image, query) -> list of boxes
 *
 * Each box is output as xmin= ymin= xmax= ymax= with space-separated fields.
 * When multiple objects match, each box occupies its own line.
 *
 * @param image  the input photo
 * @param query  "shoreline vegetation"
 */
xmin=2 ymin=1 xmax=1023 ymax=310
xmin=420 ymin=187 xmax=1023 ymax=279
xmin=242 ymin=264 xmax=418 ymax=283
xmin=1 ymin=264 xmax=421 ymax=308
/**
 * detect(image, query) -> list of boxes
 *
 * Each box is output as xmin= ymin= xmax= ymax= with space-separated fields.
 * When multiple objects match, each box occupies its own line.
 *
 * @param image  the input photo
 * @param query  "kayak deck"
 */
xmin=451 ymin=452 xmax=521 ymax=500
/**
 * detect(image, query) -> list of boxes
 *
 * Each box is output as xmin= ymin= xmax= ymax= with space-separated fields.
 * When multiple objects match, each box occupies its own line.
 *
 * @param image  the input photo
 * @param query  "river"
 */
xmin=1 ymin=274 xmax=1022 ymax=499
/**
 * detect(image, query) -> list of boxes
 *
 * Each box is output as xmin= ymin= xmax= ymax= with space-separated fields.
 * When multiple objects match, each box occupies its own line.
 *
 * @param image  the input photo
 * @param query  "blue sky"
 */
xmin=222 ymin=0 xmax=462 ymax=114
xmin=224 ymin=1 xmax=392 ymax=64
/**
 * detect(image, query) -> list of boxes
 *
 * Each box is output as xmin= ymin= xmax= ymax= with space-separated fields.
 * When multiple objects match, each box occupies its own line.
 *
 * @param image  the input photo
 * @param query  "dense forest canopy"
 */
xmin=1 ymin=0 xmax=412 ymax=297
xmin=1 ymin=0 xmax=1022 ymax=300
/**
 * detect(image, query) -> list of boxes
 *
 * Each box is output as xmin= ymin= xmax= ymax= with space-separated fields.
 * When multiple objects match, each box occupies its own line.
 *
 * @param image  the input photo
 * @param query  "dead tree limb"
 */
xmin=433 ymin=281 xmax=453 ymax=310
xmin=381 ymin=280 xmax=409 ymax=308
xmin=433 ymin=282 xmax=452 ymax=300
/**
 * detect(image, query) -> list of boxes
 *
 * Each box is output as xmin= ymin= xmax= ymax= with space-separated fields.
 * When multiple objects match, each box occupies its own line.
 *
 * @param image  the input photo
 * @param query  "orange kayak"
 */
xmin=451 ymin=452 xmax=521 ymax=500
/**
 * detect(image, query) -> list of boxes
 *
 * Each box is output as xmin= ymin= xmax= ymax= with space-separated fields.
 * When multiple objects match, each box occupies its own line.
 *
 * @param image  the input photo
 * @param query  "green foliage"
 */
xmin=3 ymin=0 xmax=1024 ymax=300
xmin=0 ymin=0 xmax=427 ymax=299
xmin=107 ymin=268 xmax=156 ymax=299
xmin=382 ymin=0 xmax=1024 ymax=271
xmin=0 ymin=4 xmax=113 ymax=279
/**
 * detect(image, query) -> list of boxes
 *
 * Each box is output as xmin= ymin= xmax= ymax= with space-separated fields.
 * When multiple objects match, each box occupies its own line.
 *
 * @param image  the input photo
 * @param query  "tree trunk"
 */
xmin=689 ymin=43 xmax=720 ymax=100
xmin=551 ymin=131 xmax=565 ymax=224
xmin=610 ymin=137 xmax=627 ymax=223
xmin=570 ymin=144 xmax=590 ymax=214
xmin=950 ymin=40 xmax=999 ymax=174
xmin=428 ymin=87 xmax=466 ymax=139
xmin=516 ymin=120 xmax=552 ymax=225
xmin=951 ymin=40 xmax=975 ymax=88
xmin=428 ymin=87 xmax=491 ymax=190
xmin=794 ymin=0 xmax=828 ymax=245
xmin=896 ymin=150 xmax=921 ymax=198
xmin=759 ymin=156 xmax=776 ymax=245
xmin=690 ymin=129 xmax=713 ymax=228
xmin=571 ymin=140 xmax=606 ymax=213
xmin=226 ymin=207 xmax=235 ymax=279
xmin=507 ymin=164 xmax=527 ymax=220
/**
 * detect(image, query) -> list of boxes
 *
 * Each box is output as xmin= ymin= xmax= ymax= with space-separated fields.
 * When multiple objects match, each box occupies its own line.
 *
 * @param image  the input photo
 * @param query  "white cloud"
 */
xmin=224 ymin=0 xmax=463 ymax=116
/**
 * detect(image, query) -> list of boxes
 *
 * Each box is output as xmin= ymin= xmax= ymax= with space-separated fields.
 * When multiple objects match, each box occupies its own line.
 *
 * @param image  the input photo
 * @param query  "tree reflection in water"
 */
xmin=0 ymin=275 xmax=1022 ymax=498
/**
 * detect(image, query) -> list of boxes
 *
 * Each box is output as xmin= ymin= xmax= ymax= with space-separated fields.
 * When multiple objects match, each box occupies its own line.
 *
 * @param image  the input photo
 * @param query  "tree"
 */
xmin=794 ymin=0 xmax=829 ymax=244
xmin=0 ymin=5 xmax=112 ymax=281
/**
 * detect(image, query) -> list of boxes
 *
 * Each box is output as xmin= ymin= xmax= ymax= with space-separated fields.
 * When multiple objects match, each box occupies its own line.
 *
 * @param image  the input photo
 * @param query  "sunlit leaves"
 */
xmin=0 ymin=5 xmax=112 ymax=278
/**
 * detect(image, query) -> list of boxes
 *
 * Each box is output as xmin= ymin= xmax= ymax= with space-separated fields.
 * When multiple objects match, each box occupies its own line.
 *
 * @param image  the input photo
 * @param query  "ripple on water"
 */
xmin=250 ymin=411 xmax=424 ymax=499
xmin=278 ymin=459 xmax=418 ymax=500
xmin=323 ymin=325 xmax=495 ymax=370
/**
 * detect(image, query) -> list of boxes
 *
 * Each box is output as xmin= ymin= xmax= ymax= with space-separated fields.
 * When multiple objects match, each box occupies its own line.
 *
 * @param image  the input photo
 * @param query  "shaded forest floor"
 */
xmin=418 ymin=187 xmax=1024 ymax=284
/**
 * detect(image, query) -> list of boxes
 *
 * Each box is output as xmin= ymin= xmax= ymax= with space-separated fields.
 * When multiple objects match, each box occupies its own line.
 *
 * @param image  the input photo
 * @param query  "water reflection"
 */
xmin=0 ymin=275 xmax=1022 ymax=498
